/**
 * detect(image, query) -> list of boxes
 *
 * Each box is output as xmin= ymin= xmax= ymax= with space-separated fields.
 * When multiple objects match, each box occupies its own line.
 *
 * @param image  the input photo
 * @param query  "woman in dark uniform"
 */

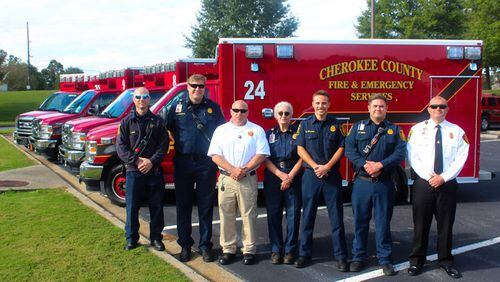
xmin=264 ymin=101 xmax=303 ymax=265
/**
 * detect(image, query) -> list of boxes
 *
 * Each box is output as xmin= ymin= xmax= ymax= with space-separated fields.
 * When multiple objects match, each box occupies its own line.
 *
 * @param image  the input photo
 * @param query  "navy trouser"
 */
xmin=174 ymin=154 xmax=217 ymax=251
xmin=263 ymin=169 xmax=302 ymax=254
xmin=125 ymin=169 xmax=165 ymax=243
xmin=299 ymin=168 xmax=347 ymax=260
xmin=351 ymin=177 xmax=394 ymax=265
xmin=409 ymin=177 xmax=458 ymax=267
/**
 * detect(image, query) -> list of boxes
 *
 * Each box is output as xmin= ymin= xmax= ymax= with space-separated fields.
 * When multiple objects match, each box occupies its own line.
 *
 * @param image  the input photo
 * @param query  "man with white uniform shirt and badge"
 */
xmin=208 ymin=100 xmax=270 ymax=266
xmin=406 ymin=96 xmax=469 ymax=278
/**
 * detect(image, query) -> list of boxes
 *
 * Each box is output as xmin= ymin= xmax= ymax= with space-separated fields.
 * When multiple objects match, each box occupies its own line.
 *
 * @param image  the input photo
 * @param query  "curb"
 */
xmin=2 ymin=135 xmax=240 ymax=282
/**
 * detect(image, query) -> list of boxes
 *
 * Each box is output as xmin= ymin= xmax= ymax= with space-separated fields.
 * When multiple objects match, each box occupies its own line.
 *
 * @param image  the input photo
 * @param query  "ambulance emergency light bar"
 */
xmin=447 ymin=46 xmax=481 ymax=60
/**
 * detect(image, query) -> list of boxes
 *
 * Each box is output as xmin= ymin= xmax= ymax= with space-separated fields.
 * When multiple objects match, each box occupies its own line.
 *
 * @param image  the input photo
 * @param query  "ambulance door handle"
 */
xmin=262 ymin=108 xmax=273 ymax=119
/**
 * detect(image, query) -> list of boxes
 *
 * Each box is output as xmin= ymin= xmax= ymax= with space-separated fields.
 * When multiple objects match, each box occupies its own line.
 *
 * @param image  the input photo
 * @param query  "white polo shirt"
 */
xmin=207 ymin=120 xmax=270 ymax=168
xmin=407 ymin=119 xmax=469 ymax=182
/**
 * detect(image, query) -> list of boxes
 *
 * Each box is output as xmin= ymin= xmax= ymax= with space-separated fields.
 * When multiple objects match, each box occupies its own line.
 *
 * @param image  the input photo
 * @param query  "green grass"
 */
xmin=0 ymin=136 xmax=36 ymax=172
xmin=484 ymin=89 xmax=500 ymax=95
xmin=0 ymin=128 xmax=14 ymax=135
xmin=0 ymin=189 xmax=188 ymax=281
xmin=0 ymin=90 xmax=53 ymax=125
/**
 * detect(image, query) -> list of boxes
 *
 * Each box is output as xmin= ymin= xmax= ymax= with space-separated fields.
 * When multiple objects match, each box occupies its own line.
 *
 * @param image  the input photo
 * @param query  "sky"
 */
xmin=0 ymin=0 xmax=367 ymax=74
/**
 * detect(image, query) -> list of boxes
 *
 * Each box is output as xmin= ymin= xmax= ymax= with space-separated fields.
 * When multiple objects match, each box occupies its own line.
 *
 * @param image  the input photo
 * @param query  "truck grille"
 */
xmin=16 ymin=117 xmax=34 ymax=136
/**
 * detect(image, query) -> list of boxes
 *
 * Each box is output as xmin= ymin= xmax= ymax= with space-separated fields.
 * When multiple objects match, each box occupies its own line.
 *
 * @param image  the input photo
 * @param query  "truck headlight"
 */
xmin=85 ymin=140 xmax=97 ymax=162
xmin=40 ymin=124 xmax=53 ymax=139
xmin=71 ymin=132 xmax=87 ymax=150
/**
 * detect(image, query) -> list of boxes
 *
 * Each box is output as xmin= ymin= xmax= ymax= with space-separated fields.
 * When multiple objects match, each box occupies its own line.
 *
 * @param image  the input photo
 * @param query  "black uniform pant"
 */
xmin=409 ymin=177 xmax=458 ymax=267
xmin=174 ymin=154 xmax=217 ymax=251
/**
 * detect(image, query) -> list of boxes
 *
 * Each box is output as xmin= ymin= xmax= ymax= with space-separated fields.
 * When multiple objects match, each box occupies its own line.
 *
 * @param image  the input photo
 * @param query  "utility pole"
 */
xmin=371 ymin=0 xmax=375 ymax=38
xmin=26 ymin=21 xmax=31 ymax=90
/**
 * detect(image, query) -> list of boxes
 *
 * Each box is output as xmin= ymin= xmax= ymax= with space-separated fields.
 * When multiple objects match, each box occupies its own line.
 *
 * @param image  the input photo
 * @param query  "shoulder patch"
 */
xmin=340 ymin=124 xmax=348 ymax=136
xmin=292 ymin=133 xmax=298 ymax=140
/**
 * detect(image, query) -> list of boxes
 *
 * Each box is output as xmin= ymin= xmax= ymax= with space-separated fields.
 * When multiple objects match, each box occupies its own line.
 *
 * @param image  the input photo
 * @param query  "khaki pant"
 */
xmin=218 ymin=174 xmax=258 ymax=254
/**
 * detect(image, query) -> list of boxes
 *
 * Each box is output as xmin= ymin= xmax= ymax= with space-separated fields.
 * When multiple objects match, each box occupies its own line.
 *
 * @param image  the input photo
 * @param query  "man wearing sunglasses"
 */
xmin=406 ymin=96 xmax=469 ymax=278
xmin=208 ymin=100 xmax=270 ymax=265
xmin=117 ymin=87 xmax=169 ymax=252
xmin=166 ymin=74 xmax=225 ymax=262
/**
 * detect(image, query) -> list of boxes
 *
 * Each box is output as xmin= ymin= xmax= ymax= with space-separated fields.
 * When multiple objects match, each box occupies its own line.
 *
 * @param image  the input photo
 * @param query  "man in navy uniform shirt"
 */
xmin=166 ymin=74 xmax=225 ymax=262
xmin=345 ymin=93 xmax=405 ymax=276
xmin=294 ymin=90 xmax=348 ymax=271
xmin=117 ymin=87 xmax=169 ymax=252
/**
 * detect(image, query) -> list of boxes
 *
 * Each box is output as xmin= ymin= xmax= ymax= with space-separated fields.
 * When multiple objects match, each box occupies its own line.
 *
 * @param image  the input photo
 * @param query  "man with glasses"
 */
xmin=166 ymin=74 xmax=225 ymax=262
xmin=294 ymin=90 xmax=348 ymax=271
xmin=208 ymin=100 xmax=270 ymax=265
xmin=345 ymin=93 xmax=405 ymax=276
xmin=406 ymin=96 xmax=469 ymax=278
xmin=117 ymin=87 xmax=169 ymax=251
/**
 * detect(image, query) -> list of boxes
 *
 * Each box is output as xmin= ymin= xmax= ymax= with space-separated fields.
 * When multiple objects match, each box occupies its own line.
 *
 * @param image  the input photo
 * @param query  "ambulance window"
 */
xmin=488 ymin=97 xmax=496 ymax=106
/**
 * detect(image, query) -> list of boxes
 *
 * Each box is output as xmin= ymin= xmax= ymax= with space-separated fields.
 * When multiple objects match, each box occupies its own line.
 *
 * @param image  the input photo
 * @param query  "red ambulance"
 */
xmin=84 ymin=38 xmax=483 ymax=206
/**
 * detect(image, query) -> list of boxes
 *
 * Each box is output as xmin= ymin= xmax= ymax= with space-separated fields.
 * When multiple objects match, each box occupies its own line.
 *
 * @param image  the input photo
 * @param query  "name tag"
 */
xmin=175 ymin=103 xmax=183 ymax=113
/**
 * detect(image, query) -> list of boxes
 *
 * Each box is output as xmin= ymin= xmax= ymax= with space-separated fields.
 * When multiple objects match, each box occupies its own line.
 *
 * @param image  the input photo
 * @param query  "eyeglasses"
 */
xmin=231 ymin=108 xmax=248 ymax=113
xmin=278 ymin=111 xmax=290 ymax=117
xmin=188 ymin=83 xmax=205 ymax=89
xmin=134 ymin=94 xmax=150 ymax=100
xmin=429 ymin=104 xmax=447 ymax=109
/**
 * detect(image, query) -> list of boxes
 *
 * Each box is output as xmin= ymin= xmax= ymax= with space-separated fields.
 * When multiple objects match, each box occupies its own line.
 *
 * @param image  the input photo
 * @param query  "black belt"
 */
xmin=219 ymin=170 xmax=256 ymax=177
xmin=357 ymin=174 xmax=389 ymax=183
xmin=273 ymin=160 xmax=294 ymax=170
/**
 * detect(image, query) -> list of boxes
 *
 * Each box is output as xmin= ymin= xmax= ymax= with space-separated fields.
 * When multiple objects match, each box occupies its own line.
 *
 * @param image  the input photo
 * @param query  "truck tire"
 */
xmin=105 ymin=164 xmax=126 ymax=207
xmin=481 ymin=116 xmax=489 ymax=131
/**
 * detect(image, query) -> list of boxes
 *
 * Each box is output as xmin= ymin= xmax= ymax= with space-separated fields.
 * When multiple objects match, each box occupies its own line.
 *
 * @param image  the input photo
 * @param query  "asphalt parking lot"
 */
xmin=139 ymin=139 xmax=500 ymax=281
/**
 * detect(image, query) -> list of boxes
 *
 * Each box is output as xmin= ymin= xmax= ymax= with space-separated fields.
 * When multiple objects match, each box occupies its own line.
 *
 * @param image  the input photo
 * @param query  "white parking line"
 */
xmin=480 ymin=139 xmax=500 ymax=143
xmin=336 ymin=236 xmax=500 ymax=282
xmin=163 ymin=206 xmax=328 ymax=231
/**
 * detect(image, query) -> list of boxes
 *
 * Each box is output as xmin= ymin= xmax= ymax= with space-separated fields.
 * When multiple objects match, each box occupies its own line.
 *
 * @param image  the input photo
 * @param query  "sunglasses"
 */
xmin=429 ymin=104 xmax=447 ymax=109
xmin=134 ymin=94 xmax=150 ymax=100
xmin=231 ymin=108 xmax=248 ymax=113
xmin=188 ymin=83 xmax=205 ymax=89
xmin=278 ymin=111 xmax=290 ymax=117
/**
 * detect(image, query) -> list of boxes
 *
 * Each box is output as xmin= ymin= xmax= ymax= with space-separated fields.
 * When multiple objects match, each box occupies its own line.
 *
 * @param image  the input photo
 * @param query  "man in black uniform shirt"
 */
xmin=117 ymin=87 xmax=169 ymax=251
xmin=166 ymin=74 xmax=225 ymax=262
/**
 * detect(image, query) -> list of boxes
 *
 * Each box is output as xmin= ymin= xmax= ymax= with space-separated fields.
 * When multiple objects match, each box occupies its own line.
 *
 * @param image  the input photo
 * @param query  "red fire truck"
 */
xmin=82 ymin=38 xmax=482 ymax=206
xmin=60 ymin=59 xmax=216 ymax=169
xmin=29 ymin=68 xmax=141 ymax=158
xmin=13 ymin=73 xmax=92 ymax=146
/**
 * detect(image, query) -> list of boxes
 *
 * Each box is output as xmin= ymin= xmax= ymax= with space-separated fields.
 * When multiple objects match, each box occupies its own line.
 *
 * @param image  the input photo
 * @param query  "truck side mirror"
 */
xmin=262 ymin=108 xmax=274 ymax=119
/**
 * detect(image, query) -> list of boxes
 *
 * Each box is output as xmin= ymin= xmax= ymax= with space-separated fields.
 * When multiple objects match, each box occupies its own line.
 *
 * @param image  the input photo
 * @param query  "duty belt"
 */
xmin=357 ymin=174 xmax=389 ymax=183
xmin=219 ymin=169 xmax=256 ymax=178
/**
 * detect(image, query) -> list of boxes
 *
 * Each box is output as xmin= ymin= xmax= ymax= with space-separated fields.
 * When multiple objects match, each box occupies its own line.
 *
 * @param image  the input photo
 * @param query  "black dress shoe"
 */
xmin=270 ymin=252 xmax=282 ymax=264
xmin=283 ymin=253 xmax=296 ymax=265
xmin=218 ymin=253 xmax=235 ymax=265
xmin=243 ymin=253 xmax=255 ymax=265
xmin=294 ymin=256 xmax=311 ymax=268
xmin=382 ymin=264 xmax=397 ymax=276
xmin=440 ymin=265 xmax=462 ymax=279
xmin=124 ymin=242 xmax=138 ymax=250
xmin=200 ymin=248 xmax=215 ymax=262
xmin=337 ymin=260 xmax=349 ymax=272
xmin=179 ymin=248 xmax=191 ymax=262
xmin=408 ymin=265 xmax=422 ymax=276
xmin=150 ymin=240 xmax=165 ymax=251
xmin=349 ymin=261 xmax=364 ymax=272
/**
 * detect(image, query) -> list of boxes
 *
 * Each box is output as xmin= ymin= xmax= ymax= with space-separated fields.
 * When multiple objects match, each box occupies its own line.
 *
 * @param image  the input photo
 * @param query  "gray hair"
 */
xmin=273 ymin=101 xmax=293 ymax=119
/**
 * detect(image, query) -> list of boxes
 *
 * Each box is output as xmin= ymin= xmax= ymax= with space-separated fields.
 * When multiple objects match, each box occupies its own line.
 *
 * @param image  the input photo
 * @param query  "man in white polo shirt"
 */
xmin=208 ymin=100 xmax=270 ymax=265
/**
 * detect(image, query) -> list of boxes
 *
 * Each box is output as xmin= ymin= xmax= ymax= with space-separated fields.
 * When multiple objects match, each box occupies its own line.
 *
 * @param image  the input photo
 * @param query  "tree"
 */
xmin=0 ymin=49 xmax=7 ymax=82
xmin=63 ymin=66 xmax=84 ymax=74
xmin=464 ymin=0 xmax=500 ymax=89
xmin=355 ymin=0 xmax=465 ymax=39
xmin=185 ymin=0 xmax=299 ymax=58
xmin=40 ymin=59 xmax=64 ymax=89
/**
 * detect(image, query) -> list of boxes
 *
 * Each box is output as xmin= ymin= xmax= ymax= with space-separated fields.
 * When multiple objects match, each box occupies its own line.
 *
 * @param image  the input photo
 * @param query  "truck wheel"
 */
xmin=105 ymin=164 xmax=126 ymax=207
xmin=481 ymin=116 xmax=489 ymax=131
